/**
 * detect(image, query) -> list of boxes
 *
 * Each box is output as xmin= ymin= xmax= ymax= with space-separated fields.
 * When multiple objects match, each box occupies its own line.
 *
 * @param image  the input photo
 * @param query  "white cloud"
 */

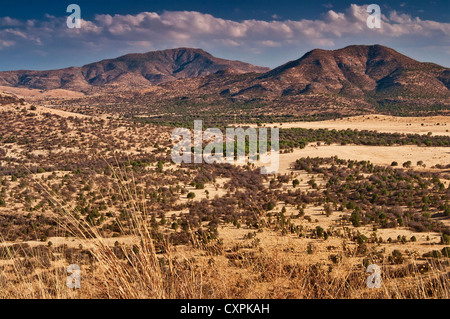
xmin=271 ymin=14 xmax=280 ymax=20
xmin=0 ymin=17 xmax=22 ymax=27
xmin=0 ymin=40 xmax=15 ymax=49
xmin=259 ymin=40 xmax=281 ymax=47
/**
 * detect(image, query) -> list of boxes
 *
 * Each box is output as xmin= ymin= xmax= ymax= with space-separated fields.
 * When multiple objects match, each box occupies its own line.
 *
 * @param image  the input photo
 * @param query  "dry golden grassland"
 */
xmin=0 ymin=104 xmax=449 ymax=299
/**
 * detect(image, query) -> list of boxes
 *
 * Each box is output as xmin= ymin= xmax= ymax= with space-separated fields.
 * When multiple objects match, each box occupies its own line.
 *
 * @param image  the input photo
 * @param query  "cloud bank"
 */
xmin=0 ymin=4 xmax=449 ymax=70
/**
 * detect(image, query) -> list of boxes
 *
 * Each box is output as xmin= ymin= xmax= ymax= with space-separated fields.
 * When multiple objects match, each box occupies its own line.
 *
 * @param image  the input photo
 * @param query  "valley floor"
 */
xmin=250 ymin=114 xmax=450 ymax=136
xmin=0 ymin=104 xmax=449 ymax=299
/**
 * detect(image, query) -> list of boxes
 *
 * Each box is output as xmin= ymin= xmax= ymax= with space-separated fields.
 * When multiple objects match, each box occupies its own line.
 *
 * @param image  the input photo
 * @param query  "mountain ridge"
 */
xmin=1 ymin=44 xmax=449 ymax=120
xmin=122 ymin=44 xmax=450 ymax=120
xmin=0 ymin=48 xmax=270 ymax=92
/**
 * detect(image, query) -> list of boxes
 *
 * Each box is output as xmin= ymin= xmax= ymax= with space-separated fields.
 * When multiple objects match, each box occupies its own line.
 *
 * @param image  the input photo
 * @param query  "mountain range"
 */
xmin=0 ymin=48 xmax=269 ymax=92
xmin=0 ymin=45 xmax=448 ymax=119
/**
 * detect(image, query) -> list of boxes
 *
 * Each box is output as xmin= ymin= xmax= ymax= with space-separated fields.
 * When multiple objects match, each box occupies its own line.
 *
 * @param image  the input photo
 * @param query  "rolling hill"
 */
xmin=0 ymin=92 xmax=23 ymax=106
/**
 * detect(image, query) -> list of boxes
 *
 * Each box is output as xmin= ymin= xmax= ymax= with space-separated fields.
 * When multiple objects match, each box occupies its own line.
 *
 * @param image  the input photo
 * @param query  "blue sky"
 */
xmin=0 ymin=1 xmax=449 ymax=70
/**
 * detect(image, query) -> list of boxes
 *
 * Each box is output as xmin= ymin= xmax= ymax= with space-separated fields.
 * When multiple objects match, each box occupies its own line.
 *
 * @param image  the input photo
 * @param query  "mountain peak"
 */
xmin=263 ymin=44 xmax=446 ymax=82
xmin=0 ymin=48 xmax=269 ymax=92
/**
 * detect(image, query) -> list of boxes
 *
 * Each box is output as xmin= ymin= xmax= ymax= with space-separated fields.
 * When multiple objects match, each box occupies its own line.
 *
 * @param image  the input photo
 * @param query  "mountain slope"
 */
xmin=237 ymin=44 xmax=449 ymax=99
xmin=0 ymin=48 xmax=269 ymax=92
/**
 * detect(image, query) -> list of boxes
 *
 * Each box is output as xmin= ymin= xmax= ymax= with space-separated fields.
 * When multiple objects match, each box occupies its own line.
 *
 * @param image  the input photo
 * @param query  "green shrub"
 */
xmin=350 ymin=212 xmax=361 ymax=227
xmin=441 ymin=234 xmax=450 ymax=245
xmin=423 ymin=250 xmax=442 ymax=258
xmin=441 ymin=247 xmax=450 ymax=258
xmin=389 ymin=249 xmax=404 ymax=264
xmin=187 ymin=192 xmax=196 ymax=199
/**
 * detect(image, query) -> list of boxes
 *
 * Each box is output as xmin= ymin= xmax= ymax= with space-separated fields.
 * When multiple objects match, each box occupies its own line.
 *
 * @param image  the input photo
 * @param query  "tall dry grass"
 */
xmin=0 ymin=161 xmax=448 ymax=299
